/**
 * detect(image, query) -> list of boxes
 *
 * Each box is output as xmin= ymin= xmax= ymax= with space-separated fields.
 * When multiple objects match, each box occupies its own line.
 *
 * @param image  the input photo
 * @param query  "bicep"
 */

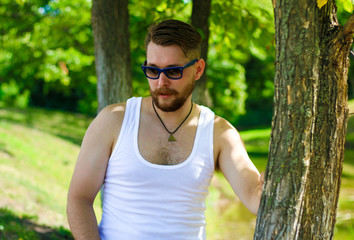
xmin=68 ymin=112 xmax=114 ymax=203
xmin=217 ymin=126 xmax=260 ymax=210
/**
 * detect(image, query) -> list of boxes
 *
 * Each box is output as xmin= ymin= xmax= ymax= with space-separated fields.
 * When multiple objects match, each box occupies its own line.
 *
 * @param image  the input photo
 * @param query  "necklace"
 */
xmin=152 ymin=100 xmax=194 ymax=142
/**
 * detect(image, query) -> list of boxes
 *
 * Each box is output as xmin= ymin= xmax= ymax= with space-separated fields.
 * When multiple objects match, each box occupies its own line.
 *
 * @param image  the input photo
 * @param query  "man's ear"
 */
xmin=194 ymin=59 xmax=205 ymax=80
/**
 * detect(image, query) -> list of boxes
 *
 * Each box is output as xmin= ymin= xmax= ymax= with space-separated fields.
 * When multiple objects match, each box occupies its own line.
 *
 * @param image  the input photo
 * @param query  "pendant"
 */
xmin=168 ymin=134 xmax=177 ymax=142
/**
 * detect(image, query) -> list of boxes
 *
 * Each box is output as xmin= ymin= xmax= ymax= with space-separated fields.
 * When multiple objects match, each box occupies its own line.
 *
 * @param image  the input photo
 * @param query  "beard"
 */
xmin=150 ymin=80 xmax=195 ymax=112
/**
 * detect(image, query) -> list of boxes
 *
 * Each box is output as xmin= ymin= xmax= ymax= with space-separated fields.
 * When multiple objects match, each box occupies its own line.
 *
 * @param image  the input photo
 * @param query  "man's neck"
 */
xmin=149 ymin=97 xmax=194 ymax=130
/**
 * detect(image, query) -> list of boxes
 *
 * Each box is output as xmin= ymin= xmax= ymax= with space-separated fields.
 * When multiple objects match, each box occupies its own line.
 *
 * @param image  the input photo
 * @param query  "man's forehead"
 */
xmin=147 ymin=42 xmax=186 ymax=57
xmin=146 ymin=43 xmax=188 ymax=66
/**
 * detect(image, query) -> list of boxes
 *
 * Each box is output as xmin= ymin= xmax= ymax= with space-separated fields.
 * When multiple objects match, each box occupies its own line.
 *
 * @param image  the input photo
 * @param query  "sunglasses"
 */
xmin=141 ymin=59 xmax=198 ymax=80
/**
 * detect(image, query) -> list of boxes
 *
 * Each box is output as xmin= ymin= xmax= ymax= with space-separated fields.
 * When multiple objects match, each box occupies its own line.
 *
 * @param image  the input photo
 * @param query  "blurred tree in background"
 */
xmin=191 ymin=0 xmax=212 ymax=107
xmin=0 ymin=0 xmax=352 ymax=128
xmin=92 ymin=0 xmax=132 ymax=112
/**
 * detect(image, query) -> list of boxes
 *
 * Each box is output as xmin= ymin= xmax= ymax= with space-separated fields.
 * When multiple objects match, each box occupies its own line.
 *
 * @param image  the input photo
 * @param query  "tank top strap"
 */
xmin=109 ymin=97 xmax=142 ymax=161
xmin=196 ymin=105 xmax=215 ymax=170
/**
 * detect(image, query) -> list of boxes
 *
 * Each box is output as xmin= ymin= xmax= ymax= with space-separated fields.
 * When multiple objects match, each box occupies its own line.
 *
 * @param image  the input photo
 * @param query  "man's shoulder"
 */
xmin=213 ymin=114 xmax=241 ymax=143
xmin=102 ymin=102 xmax=127 ymax=115
xmin=213 ymin=115 xmax=236 ymax=132
xmin=100 ymin=96 xmax=144 ymax=123
xmin=95 ymin=102 xmax=127 ymax=128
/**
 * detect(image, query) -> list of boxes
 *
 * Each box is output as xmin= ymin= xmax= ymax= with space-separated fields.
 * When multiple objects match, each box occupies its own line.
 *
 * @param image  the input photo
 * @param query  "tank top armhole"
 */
xmin=208 ymin=110 xmax=215 ymax=171
xmin=200 ymin=106 xmax=215 ymax=171
xmin=108 ymin=97 xmax=139 ymax=162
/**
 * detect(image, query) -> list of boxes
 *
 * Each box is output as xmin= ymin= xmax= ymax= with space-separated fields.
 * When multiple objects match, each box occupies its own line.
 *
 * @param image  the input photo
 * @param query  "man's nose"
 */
xmin=157 ymin=71 xmax=170 ymax=87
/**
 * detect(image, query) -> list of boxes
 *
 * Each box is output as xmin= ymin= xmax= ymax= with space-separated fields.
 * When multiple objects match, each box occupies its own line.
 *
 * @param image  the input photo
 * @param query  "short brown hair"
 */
xmin=145 ymin=19 xmax=201 ymax=59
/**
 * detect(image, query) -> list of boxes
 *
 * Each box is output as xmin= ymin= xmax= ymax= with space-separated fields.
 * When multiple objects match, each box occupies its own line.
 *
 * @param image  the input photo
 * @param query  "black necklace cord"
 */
xmin=152 ymin=100 xmax=194 ymax=138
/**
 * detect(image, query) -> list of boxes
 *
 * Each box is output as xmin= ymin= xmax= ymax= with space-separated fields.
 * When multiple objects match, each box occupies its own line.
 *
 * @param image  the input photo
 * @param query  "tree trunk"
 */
xmin=254 ymin=0 xmax=354 ymax=239
xmin=191 ymin=0 xmax=212 ymax=107
xmin=92 ymin=0 xmax=132 ymax=112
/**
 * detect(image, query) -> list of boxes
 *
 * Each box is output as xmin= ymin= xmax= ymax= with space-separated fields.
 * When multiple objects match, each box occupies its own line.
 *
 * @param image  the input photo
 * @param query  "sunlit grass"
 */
xmin=0 ymin=107 xmax=102 ymax=233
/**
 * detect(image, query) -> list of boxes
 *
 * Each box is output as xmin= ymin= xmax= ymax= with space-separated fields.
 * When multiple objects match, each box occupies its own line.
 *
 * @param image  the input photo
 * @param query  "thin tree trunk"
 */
xmin=92 ymin=0 xmax=132 ymax=112
xmin=254 ymin=0 xmax=354 ymax=239
xmin=191 ymin=0 xmax=212 ymax=106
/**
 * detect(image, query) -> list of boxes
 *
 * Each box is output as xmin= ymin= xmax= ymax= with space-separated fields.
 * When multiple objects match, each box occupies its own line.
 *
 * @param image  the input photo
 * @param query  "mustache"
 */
xmin=153 ymin=88 xmax=178 ymax=95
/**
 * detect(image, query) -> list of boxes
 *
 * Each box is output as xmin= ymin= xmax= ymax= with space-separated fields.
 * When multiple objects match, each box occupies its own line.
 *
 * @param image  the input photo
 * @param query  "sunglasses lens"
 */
xmin=145 ymin=68 xmax=159 ymax=78
xmin=165 ymin=68 xmax=182 ymax=79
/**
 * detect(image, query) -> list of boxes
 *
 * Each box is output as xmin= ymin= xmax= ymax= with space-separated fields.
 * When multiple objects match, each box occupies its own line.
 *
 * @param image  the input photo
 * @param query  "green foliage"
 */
xmin=336 ymin=0 xmax=354 ymax=99
xmin=1 ymin=0 xmax=352 ymax=127
xmin=0 ymin=0 xmax=97 ymax=114
xmin=1 ymin=0 xmax=277 ymax=122
xmin=336 ymin=0 xmax=353 ymax=22
xmin=1 ymin=0 xmax=276 ymax=122
xmin=207 ymin=0 xmax=274 ymax=125
xmin=0 ymin=80 xmax=30 ymax=108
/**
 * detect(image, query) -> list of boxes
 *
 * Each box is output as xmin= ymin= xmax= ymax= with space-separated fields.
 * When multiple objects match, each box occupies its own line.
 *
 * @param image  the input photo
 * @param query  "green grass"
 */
xmin=0 ymin=107 xmax=102 ymax=239
xmin=0 ymin=102 xmax=354 ymax=239
xmin=0 ymin=208 xmax=72 ymax=240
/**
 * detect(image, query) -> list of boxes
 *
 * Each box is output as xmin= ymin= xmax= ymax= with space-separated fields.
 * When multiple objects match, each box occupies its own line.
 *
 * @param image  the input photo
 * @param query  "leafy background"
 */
xmin=0 ymin=0 xmax=353 ymax=239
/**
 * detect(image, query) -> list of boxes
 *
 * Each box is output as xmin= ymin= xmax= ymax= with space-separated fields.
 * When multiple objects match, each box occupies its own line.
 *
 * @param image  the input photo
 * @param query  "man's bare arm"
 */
xmin=67 ymin=104 xmax=124 ymax=239
xmin=215 ymin=117 xmax=264 ymax=215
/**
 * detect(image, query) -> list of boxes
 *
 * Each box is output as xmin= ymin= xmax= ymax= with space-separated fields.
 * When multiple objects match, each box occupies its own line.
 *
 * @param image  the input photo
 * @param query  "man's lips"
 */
xmin=159 ymin=93 xmax=172 ymax=98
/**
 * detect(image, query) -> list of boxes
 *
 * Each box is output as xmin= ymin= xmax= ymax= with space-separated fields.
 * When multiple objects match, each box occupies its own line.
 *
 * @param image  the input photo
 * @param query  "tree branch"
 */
xmin=339 ymin=13 xmax=354 ymax=39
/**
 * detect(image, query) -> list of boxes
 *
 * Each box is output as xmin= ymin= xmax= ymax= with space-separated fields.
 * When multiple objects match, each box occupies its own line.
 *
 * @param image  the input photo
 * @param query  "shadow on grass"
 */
xmin=0 ymin=107 xmax=91 ymax=146
xmin=0 ymin=208 xmax=73 ymax=240
xmin=247 ymin=151 xmax=269 ymax=159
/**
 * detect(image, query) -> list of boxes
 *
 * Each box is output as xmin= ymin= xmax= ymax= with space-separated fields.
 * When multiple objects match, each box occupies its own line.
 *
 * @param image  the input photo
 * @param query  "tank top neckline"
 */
xmin=133 ymin=97 xmax=204 ymax=170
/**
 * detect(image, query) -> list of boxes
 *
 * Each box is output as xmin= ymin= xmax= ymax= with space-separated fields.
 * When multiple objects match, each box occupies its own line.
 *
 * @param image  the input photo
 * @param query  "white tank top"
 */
xmin=98 ymin=97 xmax=215 ymax=240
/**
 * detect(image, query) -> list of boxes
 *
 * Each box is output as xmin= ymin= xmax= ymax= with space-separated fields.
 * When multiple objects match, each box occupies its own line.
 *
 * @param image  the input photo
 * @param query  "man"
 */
xmin=67 ymin=19 xmax=264 ymax=240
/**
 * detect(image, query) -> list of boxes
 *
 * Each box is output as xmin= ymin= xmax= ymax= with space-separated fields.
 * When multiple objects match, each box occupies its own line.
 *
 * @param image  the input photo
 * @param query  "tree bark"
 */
xmin=254 ymin=0 xmax=354 ymax=239
xmin=92 ymin=0 xmax=132 ymax=112
xmin=191 ymin=0 xmax=212 ymax=106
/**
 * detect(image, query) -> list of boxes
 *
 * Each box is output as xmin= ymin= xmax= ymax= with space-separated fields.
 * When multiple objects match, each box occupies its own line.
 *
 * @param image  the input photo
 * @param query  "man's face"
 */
xmin=146 ymin=42 xmax=197 ymax=112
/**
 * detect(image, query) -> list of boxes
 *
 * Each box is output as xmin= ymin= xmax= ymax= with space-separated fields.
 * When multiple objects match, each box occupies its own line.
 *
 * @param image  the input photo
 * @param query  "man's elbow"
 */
xmin=248 ymin=186 xmax=262 ymax=215
xmin=249 ymin=198 xmax=260 ymax=216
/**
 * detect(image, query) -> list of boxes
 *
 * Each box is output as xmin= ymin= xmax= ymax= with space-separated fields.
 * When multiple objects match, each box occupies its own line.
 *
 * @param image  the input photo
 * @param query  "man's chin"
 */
xmin=153 ymin=98 xmax=183 ymax=112
xmin=156 ymin=103 xmax=181 ymax=112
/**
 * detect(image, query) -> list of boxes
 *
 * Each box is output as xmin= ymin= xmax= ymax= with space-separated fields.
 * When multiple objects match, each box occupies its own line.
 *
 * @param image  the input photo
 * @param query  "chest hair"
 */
xmin=138 ymin=128 xmax=195 ymax=165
